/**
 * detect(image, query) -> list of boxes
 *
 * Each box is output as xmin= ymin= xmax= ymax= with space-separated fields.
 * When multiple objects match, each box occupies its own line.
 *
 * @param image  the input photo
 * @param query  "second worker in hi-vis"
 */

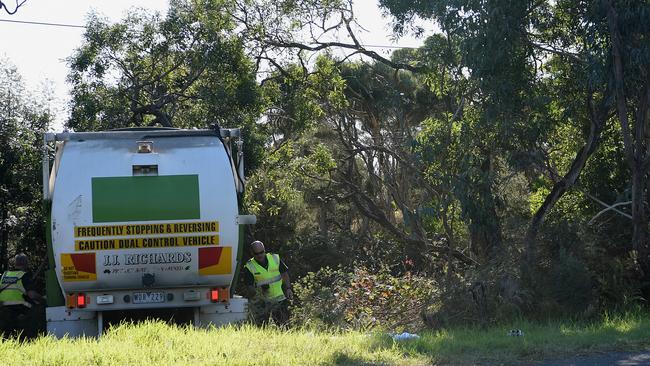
xmin=243 ymin=240 xmax=293 ymax=326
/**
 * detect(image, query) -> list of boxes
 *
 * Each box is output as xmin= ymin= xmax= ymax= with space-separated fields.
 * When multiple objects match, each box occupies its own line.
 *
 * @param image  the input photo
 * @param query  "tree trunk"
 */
xmin=604 ymin=0 xmax=650 ymax=277
xmin=442 ymin=201 xmax=456 ymax=287
xmin=464 ymin=154 xmax=502 ymax=261
xmin=632 ymin=85 xmax=650 ymax=277
xmin=524 ymin=101 xmax=605 ymax=266
xmin=630 ymin=164 xmax=647 ymax=252
xmin=318 ymin=200 xmax=330 ymax=241
xmin=0 ymin=203 xmax=8 ymax=272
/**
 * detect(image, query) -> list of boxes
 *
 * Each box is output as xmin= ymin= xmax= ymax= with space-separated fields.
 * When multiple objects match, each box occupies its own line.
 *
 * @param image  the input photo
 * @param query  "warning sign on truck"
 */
xmin=75 ymin=234 xmax=219 ymax=251
xmin=74 ymin=221 xmax=219 ymax=238
xmin=61 ymin=253 xmax=97 ymax=282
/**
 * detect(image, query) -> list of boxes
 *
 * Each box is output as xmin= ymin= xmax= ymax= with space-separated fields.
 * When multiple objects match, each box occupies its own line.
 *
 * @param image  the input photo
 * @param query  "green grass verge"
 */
xmin=0 ymin=322 xmax=424 ymax=366
xmin=396 ymin=311 xmax=650 ymax=365
xmin=1 ymin=311 xmax=648 ymax=365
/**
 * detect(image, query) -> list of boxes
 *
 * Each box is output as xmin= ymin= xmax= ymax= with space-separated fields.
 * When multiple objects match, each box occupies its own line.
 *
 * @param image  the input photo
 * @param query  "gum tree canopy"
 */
xmin=67 ymin=0 xmax=262 ymax=131
xmin=379 ymin=0 xmax=650 ymax=275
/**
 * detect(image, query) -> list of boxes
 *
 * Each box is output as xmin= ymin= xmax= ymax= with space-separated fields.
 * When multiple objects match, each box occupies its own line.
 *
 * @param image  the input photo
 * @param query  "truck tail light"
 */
xmin=76 ymin=293 xmax=87 ymax=308
xmin=209 ymin=287 xmax=229 ymax=303
xmin=67 ymin=293 xmax=88 ymax=308
xmin=210 ymin=288 xmax=219 ymax=302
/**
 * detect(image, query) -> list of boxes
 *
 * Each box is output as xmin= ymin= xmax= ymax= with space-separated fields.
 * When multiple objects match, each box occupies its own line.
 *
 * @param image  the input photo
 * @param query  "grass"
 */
xmin=0 ymin=322 xmax=422 ymax=366
xmin=395 ymin=311 xmax=650 ymax=364
xmin=1 ymin=311 xmax=649 ymax=365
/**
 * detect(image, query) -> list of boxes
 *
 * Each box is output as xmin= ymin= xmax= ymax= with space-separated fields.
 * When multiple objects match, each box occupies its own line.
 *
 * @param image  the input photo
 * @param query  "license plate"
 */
xmin=132 ymin=292 xmax=165 ymax=304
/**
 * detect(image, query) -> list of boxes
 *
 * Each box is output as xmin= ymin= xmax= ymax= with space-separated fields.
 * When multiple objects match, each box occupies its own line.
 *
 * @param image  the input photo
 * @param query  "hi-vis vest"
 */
xmin=245 ymin=253 xmax=286 ymax=302
xmin=0 ymin=271 xmax=32 ymax=308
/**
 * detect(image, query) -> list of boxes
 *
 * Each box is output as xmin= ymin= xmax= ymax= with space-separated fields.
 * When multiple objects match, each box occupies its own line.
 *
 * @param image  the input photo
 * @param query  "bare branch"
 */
xmin=587 ymin=200 xmax=632 ymax=225
xmin=528 ymin=40 xmax=585 ymax=64
xmin=266 ymin=39 xmax=425 ymax=73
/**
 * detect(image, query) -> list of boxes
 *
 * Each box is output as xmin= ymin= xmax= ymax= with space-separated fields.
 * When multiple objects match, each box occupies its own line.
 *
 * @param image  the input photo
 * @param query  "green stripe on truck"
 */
xmin=92 ymin=175 xmax=200 ymax=222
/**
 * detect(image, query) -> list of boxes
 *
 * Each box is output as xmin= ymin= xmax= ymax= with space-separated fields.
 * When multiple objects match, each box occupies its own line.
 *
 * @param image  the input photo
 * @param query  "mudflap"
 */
xmin=46 ymin=306 xmax=98 ymax=338
xmin=197 ymin=296 xmax=248 ymax=328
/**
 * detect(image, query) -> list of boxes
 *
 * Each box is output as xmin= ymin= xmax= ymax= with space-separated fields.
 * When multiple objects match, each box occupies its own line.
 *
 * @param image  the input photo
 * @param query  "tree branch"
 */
xmin=603 ymin=0 xmax=634 ymax=164
xmin=528 ymin=40 xmax=585 ymax=64
xmin=266 ymin=39 xmax=425 ymax=73
xmin=524 ymin=85 xmax=609 ymax=264
xmin=587 ymin=199 xmax=632 ymax=225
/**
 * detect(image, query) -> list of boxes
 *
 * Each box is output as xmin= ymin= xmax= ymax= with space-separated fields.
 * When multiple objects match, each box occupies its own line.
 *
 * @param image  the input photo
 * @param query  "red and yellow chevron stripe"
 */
xmin=198 ymin=247 xmax=232 ymax=275
xmin=61 ymin=253 xmax=97 ymax=282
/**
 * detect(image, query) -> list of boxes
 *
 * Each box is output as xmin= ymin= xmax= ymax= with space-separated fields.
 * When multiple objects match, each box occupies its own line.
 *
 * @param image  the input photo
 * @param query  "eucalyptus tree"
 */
xmin=378 ymin=0 xmax=650 ymax=267
xmin=331 ymin=60 xmax=454 ymax=264
xmin=258 ymin=56 xmax=482 ymax=271
xmin=602 ymin=1 xmax=650 ymax=277
xmin=230 ymin=0 xmax=508 ymax=267
xmin=67 ymin=0 xmax=262 ymax=131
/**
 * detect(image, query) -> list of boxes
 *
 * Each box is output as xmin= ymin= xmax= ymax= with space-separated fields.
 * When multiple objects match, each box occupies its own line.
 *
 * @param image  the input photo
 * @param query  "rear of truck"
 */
xmin=42 ymin=128 xmax=254 ymax=337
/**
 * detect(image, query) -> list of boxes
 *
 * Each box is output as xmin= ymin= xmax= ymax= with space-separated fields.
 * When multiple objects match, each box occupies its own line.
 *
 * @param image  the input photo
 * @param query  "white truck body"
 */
xmin=42 ymin=128 xmax=254 ymax=337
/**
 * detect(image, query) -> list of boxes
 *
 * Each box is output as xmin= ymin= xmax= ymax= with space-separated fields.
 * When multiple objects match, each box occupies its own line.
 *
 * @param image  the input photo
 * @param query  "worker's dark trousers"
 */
xmin=270 ymin=300 xmax=290 ymax=326
xmin=0 ymin=304 xmax=44 ymax=339
xmin=251 ymin=299 xmax=290 ymax=327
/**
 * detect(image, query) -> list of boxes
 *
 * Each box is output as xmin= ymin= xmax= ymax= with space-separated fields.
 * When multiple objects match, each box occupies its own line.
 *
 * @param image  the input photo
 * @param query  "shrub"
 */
xmin=291 ymin=265 xmax=438 ymax=331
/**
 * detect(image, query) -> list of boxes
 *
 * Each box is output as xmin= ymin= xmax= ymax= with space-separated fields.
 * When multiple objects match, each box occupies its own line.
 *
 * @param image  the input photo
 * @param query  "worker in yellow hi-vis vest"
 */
xmin=0 ymin=253 xmax=44 ymax=339
xmin=243 ymin=240 xmax=293 ymax=326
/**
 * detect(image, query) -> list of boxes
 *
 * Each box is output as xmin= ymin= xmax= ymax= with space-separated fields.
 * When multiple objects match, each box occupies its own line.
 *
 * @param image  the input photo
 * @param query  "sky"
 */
xmin=0 ymin=0 xmax=430 ymax=129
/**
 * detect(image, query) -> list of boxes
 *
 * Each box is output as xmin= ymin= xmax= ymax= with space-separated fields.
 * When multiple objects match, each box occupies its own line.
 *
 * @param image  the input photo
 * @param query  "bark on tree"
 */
xmin=604 ymin=0 xmax=650 ymax=276
xmin=0 ymin=203 xmax=8 ymax=272
xmin=524 ymin=91 xmax=608 ymax=266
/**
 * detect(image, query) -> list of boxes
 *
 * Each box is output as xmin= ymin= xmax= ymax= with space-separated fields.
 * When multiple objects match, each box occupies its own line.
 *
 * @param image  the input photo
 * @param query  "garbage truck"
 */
xmin=41 ymin=127 xmax=256 ymax=337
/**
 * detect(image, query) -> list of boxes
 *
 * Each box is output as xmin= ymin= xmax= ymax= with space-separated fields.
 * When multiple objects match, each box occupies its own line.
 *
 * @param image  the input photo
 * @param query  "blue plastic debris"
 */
xmin=391 ymin=332 xmax=420 ymax=341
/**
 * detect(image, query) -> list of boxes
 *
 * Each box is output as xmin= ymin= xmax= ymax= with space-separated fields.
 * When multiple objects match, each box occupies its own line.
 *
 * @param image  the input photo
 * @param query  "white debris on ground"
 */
xmin=391 ymin=332 xmax=421 ymax=341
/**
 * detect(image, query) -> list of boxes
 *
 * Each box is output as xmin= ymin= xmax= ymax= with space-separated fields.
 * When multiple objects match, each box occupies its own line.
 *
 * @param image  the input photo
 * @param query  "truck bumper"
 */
xmin=46 ymin=306 xmax=97 ymax=338
xmin=45 ymin=297 xmax=248 ymax=338
xmin=197 ymin=296 xmax=248 ymax=328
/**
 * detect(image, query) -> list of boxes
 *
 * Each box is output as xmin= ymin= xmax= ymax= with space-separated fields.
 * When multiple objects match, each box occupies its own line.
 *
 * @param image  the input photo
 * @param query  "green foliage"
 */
xmin=67 ymin=1 xmax=262 ymax=132
xmin=260 ymin=56 xmax=347 ymax=140
xmin=545 ymin=249 xmax=594 ymax=314
xmin=592 ymin=252 xmax=644 ymax=309
xmin=289 ymin=267 xmax=347 ymax=328
xmin=292 ymin=266 xmax=438 ymax=331
xmin=245 ymin=137 xmax=337 ymax=247
xmin=0 ymin=58 xmax=52 ymax=273
xmin=371 ymin=0 xmax=650 ymax=313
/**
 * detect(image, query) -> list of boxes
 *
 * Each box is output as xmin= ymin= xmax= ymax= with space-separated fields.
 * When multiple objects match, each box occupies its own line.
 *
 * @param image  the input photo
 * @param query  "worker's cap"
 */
xmin=250 ymin=240 xmax=264 ymax=247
